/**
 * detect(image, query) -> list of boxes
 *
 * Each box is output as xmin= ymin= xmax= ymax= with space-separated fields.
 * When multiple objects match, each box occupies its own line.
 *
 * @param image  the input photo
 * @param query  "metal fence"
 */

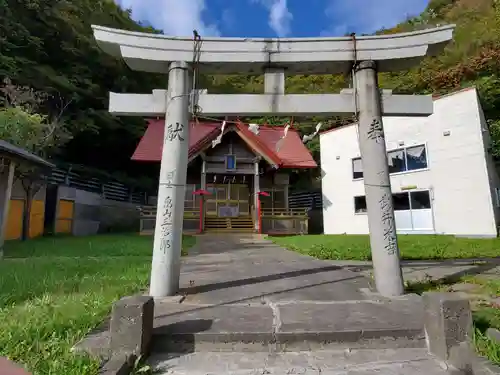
xmin=289 ymin=190 xmax=323 ymax=210
xmin=46 ymin=167 xmax=148 ymax=204
xmin=288 ymin=189 xmax=323 ymax=234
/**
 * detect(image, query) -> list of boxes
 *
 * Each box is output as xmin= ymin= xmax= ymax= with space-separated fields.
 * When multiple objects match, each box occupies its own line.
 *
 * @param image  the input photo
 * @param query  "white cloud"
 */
xmin=322 ymin=0 xmax=428 ymax=36
xmin=221 ymin=8 xmax=235 ymax=31
xmin=253 ymin=0 xmax=293 ymax=37
xmin=116 ymin=0 xmax=220 ymax=37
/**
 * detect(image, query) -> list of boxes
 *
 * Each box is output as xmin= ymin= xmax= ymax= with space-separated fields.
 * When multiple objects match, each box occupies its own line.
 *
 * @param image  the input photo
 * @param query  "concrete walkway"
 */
xmin=149 ymin=235 xmax=450 ymax=374
xmin=179 ymin=234 xmax=370 ymax=304
xmin=332 ymin=257 xmax=500 ymax=285
xmin=152 ymin=348 xmax=451 ymax=375
xmin=74 ymin=234 xmax=497 ymax=373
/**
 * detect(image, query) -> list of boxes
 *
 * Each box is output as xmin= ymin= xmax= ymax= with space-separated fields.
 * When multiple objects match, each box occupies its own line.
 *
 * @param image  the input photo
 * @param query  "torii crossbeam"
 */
xmin=108 ymin=89 xmax=433 ymax=117
xmin=92 ymin=24 xmax=455 ymax=298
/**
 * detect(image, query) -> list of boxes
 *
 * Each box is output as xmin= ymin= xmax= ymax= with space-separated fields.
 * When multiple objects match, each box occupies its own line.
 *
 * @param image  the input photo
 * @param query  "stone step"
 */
xmin=149 ymin=348 xmax=450 ymax=375
xmin=151 ymin=298 xmax=426 ymax=353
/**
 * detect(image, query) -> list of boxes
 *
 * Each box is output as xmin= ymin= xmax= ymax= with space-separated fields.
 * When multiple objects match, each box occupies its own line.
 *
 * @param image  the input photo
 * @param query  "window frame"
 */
xmin=353 ymin=195 xmax=367 ymax=214
xmin=387 ymin=148 xmax=407 ymax=175
xmin=225 ymin=154 xmax=237 ymax=170
xmin=405 ymin=144 xmax=428 ymax=172
xmin=495 ymin=188 xmax=500 ymax=208
xmin=352 ymin=158 xmax=364 ymax=180
xmin=353 ymin=189 xmax=432 ymax=215
xmin=352 ymin=143 xmax=429 ymax=180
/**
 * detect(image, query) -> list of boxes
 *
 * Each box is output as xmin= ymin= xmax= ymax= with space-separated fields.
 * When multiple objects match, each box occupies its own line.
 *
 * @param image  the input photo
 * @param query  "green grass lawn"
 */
xmin=272 ymin=234 xmax=500 ymax=364
xmin=0 ymin=234 xmax=196 ymax=375
xmin=271 ymin=234 xmax=500 ymax=260
xmin=469 ymin=277 xmax=500 ymax=365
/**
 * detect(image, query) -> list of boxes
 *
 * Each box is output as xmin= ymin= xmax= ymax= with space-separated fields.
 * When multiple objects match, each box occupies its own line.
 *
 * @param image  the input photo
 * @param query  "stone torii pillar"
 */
xmin=355 ymin=61 xmax=404 ymax=295
xmin=92 ymin=25 xmax=455 ymax=298
xmin=150 ymin=61 xmax=191 ymax=297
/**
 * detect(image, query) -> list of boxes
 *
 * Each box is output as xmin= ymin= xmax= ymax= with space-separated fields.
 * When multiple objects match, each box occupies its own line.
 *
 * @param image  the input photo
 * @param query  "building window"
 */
xmin=352 ymin=144 xmax=428 ymax=179
xmin=393 ymin=192 xmax=410 ymax=211
xmin=410 ymin=190 xmax=431 ymax=209
xmin=388 ymin=149 xmax=406 ymax=174
xmin=406 ymin=145 xmax=427 ymax=171
xmin=352 ymin=158 xmax=363 ymax=180
xmin=225 ymin=155 xmax=236 ymax=170
xmin=354 ymin=190 xmax=431 ymax=214
xmin=354 ymin=196 xmax=367 ymax=213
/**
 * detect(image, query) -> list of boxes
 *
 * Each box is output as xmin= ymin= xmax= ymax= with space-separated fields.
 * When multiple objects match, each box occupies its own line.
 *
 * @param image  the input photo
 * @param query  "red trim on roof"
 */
xmin=233 ymin=122 xmax=282 ymax=166
xmin=131 ymin=120 xmax=317 ymax=169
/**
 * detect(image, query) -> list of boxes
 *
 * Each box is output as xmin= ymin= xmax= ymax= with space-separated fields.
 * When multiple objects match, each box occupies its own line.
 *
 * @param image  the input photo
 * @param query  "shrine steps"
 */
xmin=204 ymin=216 xmax=254 ymax=233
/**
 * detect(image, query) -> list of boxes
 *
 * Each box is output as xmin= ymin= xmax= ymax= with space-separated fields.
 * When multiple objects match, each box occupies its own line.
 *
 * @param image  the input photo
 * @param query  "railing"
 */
xmin=261 ymin=208 xmax=308 ymax=217
xmin=260 ymin=208 xmax=308 ymax=234
xmin=47 ymin=167 xmax=148 ymax=204
xmin=289 ymin=190 xmax=323 ymax=210
xmin=288 ymin=190 xmax=324 ymax=234
xmin=138 ymin=206 xmax=200 ymax=235
xmin=138 ymin=206 xmax=308 ymax=235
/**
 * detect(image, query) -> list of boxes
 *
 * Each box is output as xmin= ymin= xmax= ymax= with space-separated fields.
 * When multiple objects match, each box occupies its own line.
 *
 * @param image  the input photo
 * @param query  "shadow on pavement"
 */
xmin=180 ymin=264 xmax=342 ymax=295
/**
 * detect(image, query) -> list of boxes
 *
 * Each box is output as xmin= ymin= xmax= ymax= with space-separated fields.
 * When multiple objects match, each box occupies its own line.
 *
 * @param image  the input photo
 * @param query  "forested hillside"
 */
xmin=2 ymin=0 xmax=500 ymax=185
xmin=1 ymin=0 xmax=163 ymax=186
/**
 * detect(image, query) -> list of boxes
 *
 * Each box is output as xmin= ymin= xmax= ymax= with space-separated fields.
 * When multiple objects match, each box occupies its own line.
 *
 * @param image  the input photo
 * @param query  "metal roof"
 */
xmin=0 ymin=140 xmax=55 ymax=168
xmin=132 ymin=120 xmax=317 ymax=169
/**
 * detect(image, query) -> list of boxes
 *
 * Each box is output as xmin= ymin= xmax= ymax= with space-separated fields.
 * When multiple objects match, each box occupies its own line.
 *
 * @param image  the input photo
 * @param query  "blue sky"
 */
xmin=116 ymin=0 xmax=430 ymax=38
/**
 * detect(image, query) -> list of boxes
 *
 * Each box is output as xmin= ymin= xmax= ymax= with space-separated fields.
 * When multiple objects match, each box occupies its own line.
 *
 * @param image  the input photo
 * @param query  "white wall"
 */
xmin=320 ymin=88 xmax=499 ymax=237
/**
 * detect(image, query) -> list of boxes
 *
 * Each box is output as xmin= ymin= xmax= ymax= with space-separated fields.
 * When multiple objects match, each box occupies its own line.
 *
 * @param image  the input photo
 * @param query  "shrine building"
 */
xmin=136 ymin=119 xmax=317 ymax=234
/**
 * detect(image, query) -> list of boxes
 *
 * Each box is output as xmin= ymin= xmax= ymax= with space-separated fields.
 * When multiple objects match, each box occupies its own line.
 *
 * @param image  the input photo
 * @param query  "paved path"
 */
xmin=179 ymin=234 xmax=370 ymax=304
xmin=149 ymin=235 xmax=450 ymax=375
xmin=151 ymin=347 xmax=450 ymax=375
xmin=73 ymin=234 xmax=496 ymax=373
xmin=334 ymin=257 xmax=500 ymax=284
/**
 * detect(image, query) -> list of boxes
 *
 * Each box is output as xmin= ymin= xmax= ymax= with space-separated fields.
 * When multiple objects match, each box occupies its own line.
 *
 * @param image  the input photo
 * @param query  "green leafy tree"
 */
xmin=0 ymin=78 xmax=72 ymax=240
xmin=3 ymin=0 xmax=500 ymax=188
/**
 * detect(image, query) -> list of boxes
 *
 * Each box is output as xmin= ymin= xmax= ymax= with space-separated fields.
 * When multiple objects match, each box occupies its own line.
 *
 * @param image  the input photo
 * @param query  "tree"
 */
xmin=0 ymin=78 xmax=72 ymax=240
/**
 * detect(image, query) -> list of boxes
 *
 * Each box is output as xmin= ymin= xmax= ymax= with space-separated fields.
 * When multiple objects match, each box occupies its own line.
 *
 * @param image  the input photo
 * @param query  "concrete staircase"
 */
xmin=204 ymin=216 xmax=254 ymax=233
xmin=74 ymin=235 xmax=492 ymax=375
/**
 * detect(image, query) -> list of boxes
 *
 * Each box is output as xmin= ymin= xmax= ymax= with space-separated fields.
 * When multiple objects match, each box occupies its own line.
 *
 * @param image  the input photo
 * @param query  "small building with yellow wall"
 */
xmin=0 ymin=140 xmax=54 ymax=254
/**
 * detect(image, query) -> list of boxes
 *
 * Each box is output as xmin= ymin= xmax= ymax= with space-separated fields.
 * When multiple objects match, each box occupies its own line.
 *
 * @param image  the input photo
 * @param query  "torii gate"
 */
xmin=92 ymin=25 xmax=455 ymax=298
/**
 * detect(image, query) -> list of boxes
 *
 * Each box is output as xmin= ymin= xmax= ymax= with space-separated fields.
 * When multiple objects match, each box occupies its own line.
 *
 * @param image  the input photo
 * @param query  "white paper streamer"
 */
xmin=275 ymin=124 xmax=291 ymax=152
xmin=212 ymin=120 xmax=226 ymax=148
xmin=302 ymin=122 xmax=323 ymax=143
xmin=248 ymin=123 xmax=260 ymax=135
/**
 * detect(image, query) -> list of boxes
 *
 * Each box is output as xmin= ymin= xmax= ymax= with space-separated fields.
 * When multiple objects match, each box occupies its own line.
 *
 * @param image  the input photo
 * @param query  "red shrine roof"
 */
xmin=132 ymin=119 xmax=317 ymax=169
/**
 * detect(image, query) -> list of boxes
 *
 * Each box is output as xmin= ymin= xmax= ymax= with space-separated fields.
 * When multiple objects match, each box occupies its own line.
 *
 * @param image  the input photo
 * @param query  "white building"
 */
xmin=320 ymin=87 xmax=500 ymax=238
